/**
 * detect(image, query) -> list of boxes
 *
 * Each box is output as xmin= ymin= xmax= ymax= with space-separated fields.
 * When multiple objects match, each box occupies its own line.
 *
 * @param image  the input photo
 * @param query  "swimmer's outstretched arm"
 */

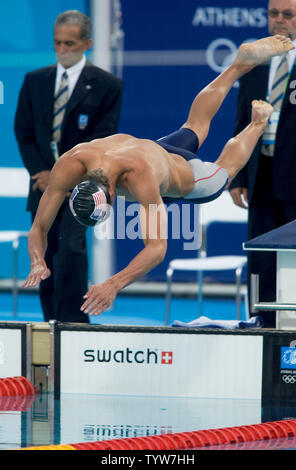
xmin=23 ymin=156 xmax=86 ymax=288
xmin=22 ymin=188 xmax=65 ymax=287
xmin=81 ymin=174 xmax=168 ymax=316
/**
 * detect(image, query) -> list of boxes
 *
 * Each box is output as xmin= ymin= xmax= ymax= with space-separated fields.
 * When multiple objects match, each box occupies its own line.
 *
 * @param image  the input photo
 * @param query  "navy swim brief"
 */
xmin=156 ymin=127 xmax=199 ymax=161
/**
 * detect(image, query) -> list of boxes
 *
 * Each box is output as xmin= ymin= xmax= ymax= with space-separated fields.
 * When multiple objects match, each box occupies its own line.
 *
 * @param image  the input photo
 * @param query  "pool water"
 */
xmin=1 ymin=392 xmax=295 ymax=450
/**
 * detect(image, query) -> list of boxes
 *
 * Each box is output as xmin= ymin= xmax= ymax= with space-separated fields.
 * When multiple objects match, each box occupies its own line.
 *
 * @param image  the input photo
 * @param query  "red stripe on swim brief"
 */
xmin=194 ymin=166 xmax=223 ymax=183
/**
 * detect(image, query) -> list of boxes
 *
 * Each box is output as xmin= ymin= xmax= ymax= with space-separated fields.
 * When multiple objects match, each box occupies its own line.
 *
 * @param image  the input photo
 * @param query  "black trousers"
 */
xmin=32 ymin=203 xmax=89 ymax=323
xmin=248 ymin=155 xmax=296 ymax=327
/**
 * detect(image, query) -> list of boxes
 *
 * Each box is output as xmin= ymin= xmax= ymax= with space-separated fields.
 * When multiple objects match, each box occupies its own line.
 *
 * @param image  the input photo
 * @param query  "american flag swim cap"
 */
xmin=69 ymin=180 xmax=111 ymax=226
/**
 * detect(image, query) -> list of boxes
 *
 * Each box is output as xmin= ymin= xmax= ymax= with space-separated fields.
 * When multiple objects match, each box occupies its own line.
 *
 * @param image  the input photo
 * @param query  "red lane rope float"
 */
xmin=0 ymin=376 xmax=36 ymax=397
xmin=196 ymin=435 xmax=296 ymax=451
xmin=67 ymin=419 xmax=296 ymax=451
xmin=0 ymin=395 xmax=36 ymax=411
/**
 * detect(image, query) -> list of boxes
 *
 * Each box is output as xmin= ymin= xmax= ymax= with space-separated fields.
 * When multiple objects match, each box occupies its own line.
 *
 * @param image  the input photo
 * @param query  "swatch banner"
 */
xmin=59 ymin=330 xmax=263 ymax=399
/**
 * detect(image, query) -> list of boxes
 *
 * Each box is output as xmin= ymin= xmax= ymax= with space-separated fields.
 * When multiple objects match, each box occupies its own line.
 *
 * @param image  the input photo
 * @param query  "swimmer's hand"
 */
xmin=81 ymin=280 xmax=118 ymax=316
xmin=22 ymin=262 xmax=51 ymax=288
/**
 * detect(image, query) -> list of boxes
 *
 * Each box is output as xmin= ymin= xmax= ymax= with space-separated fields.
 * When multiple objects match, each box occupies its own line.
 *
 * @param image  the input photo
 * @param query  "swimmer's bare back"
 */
xmin=61 ymin=133 xmax=195 ymax=199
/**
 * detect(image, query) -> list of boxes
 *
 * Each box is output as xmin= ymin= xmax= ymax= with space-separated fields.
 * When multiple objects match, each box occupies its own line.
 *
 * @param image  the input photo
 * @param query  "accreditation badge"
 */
xmin=78 ymin=114 xmax=89 ymax=130
xmin=262 ymin=110 xmax=280 ymax=146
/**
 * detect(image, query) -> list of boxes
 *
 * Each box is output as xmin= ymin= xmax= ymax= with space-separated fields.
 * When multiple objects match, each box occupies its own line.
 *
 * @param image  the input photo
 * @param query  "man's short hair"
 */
xmin=83 ymin=169 xmax=110 ymax=191
xmin=55 ymin=10 xmax=91 ymax=41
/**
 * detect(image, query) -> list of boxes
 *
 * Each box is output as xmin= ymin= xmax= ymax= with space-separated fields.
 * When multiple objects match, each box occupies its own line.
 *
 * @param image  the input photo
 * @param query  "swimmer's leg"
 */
xmin=182 ymin=35 xmax=293 ymax=148
xmin=184 ymin=100 xmax=273 ymax=202
xmin=215 ymin=100 xmax=273 ymax=185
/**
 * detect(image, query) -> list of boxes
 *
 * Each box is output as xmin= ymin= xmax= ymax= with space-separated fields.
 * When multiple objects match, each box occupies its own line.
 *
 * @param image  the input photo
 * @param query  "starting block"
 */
xmin=245 ymin=219 xmax=296 ymax=330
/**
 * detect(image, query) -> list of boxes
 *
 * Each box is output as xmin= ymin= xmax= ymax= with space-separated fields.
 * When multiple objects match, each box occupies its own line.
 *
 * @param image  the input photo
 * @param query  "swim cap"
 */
xmin=69 ymin=180 xmax=111 ymax=226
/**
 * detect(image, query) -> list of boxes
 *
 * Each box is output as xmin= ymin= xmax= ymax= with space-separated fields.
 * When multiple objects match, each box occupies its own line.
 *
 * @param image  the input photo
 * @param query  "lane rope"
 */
xmin=18 ymin=419 xmax=296 ymax=450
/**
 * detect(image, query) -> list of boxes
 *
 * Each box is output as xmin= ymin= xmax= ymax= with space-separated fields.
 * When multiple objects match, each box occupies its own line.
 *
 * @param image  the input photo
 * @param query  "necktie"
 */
xmin=261 ymin=54 xmax=289 ymax=156
xmin=52 ymin=71 xmax=69 ymax=144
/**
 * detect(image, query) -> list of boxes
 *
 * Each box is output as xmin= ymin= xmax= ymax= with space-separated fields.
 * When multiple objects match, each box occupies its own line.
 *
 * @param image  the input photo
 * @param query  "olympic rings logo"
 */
xmin=282 ymin=374 xmax=296 ymax=384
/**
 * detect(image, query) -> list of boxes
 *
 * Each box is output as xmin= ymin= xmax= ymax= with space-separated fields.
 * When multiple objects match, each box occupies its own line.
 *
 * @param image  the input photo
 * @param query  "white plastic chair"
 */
xmin=0 ymin=230 xmax=28 ymax=317
xmin=165 ymin=191 xmax=248 ymax=325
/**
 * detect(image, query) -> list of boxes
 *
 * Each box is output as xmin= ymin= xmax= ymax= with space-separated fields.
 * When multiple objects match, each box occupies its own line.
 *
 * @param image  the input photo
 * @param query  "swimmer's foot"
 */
xmin=251 ymin=99 xmax=273 ymax=127
xmin=234 ymin=35 xmax=294 ymax=69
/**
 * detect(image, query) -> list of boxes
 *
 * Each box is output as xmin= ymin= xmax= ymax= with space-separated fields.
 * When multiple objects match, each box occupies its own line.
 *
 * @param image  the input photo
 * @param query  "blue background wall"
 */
xmin=0 ymin=0 xmax=267 ymax=282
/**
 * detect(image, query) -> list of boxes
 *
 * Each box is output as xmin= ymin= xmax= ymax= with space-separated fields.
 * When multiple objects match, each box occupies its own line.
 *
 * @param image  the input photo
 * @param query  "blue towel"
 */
xmin=172 ymin=315 xmax=264 ymax=329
